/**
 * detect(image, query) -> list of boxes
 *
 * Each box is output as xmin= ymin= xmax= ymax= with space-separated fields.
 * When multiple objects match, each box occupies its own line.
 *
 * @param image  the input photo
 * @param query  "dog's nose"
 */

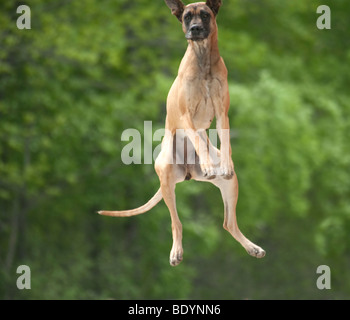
xmin=190 ymin=24 xmax=204 ymax=33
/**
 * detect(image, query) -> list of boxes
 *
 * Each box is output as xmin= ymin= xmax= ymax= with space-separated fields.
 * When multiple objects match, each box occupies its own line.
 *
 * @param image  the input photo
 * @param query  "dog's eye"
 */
xmin=184 ymin=13 xmax=192 ymax=22
xmin=201 ymin=12 xmax=210 ymax=21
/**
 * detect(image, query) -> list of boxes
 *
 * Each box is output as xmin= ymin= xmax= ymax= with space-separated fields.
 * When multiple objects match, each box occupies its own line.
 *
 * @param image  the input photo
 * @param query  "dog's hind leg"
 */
xmin=160 ymin=171 xmax=184 ymax=266
xmin=155 ymin=133 xmax=186 ymax=266
xmin=191 ymin=163 xmax=265 ymax=258
xmin=215 ymin=174 xmax=265 ymax=258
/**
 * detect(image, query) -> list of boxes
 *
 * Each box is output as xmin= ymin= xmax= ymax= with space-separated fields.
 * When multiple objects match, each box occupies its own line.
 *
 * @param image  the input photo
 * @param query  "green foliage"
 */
xmin=1 ymin=0 xmax=350 ymax=299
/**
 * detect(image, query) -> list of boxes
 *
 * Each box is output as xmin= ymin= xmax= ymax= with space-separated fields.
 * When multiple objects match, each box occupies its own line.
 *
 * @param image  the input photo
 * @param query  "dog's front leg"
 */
xmin=216 ymin=113 xmax=234 ymax=178
xmin=181 ymin=113 xmax=218 ymax=178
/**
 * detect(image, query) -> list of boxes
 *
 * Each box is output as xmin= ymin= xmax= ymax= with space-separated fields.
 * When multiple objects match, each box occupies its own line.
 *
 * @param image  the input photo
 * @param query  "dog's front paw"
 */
xmin=200 ymin=162 xmax=217 ymax=179
xmin=219 ymin=158 xmax=234 ymax=179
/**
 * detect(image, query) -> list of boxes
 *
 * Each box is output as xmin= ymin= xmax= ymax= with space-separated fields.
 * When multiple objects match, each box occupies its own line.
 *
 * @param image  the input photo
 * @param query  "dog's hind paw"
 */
xmin=170 ymin=248 xmax=183 ymax=267
xmin=246 ymin=245 xmax=266 ymax=258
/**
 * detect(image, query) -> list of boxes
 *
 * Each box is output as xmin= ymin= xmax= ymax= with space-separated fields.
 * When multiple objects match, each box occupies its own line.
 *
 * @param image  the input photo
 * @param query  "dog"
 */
xmin=99 ymin=0 xmax=265 ymax=266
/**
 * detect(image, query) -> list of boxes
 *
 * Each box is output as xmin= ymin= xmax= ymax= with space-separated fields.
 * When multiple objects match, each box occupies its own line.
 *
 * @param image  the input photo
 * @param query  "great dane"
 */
xmin=99 ymin=0 xmax=266 ymax=266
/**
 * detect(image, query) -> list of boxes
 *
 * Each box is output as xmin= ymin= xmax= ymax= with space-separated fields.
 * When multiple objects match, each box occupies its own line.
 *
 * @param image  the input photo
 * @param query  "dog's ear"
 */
xmin=206 ymin=0 xmax=222 ymax=16
xmin=164 ymin=0 xmax=185 ymax=22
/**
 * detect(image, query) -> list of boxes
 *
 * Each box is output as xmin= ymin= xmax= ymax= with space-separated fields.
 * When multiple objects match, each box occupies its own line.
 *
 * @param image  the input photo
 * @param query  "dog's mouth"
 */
xmin=185 ymin=33 xmax=208 ymax=41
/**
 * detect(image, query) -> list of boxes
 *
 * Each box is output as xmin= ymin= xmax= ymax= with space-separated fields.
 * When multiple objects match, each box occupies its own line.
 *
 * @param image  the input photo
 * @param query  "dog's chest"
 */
xmin=187 ymin=77 xmax=221 ymax=129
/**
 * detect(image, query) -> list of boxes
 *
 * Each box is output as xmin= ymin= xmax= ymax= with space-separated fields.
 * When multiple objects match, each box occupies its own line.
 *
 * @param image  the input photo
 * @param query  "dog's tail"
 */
xmin=98 ymin=188 xmax=162 ymax=217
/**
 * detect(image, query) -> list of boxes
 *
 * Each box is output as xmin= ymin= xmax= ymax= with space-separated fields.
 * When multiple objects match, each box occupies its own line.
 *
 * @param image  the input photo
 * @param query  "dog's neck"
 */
xmin=185 ymin=32 xmax=220 ymax=77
